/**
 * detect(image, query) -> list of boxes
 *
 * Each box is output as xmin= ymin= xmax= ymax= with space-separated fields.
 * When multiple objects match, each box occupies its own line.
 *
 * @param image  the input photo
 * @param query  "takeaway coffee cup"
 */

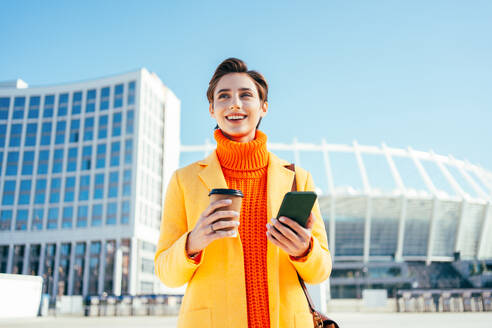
xmin=208 ymin=188 xmax=243 ymax=237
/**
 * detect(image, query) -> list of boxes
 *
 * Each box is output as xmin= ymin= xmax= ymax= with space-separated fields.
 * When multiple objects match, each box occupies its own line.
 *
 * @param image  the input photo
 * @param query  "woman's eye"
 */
xmin=218 ymin=94 xmax=229 ymax=99
xmin=241 ymin=93 xmax=252 ymax=97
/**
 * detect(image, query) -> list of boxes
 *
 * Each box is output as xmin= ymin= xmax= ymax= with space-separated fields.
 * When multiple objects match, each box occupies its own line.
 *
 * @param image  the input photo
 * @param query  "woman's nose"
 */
xmin=230 ymin=94 xmax=242 ymax=109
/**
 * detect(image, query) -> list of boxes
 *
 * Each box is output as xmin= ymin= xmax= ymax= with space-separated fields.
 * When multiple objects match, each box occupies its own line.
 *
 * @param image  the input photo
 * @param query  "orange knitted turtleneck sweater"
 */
xmin=215 ymin=129 xmax=270 ymax=328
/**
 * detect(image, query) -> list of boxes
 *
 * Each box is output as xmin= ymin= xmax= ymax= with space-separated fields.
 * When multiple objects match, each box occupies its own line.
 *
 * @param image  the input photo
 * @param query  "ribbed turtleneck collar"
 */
xmin=214 ymin=129 xmax=269 ymax=171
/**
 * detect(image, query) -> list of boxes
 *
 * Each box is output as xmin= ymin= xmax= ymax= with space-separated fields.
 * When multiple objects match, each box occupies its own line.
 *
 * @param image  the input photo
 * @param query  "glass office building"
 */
xmin=0 ymin=69 xmax=181 ymax=298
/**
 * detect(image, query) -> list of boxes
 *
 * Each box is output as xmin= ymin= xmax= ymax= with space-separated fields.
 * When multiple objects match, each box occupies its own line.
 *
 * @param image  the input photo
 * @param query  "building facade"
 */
xmin=0 ymin=69 xmax=181 ymax=298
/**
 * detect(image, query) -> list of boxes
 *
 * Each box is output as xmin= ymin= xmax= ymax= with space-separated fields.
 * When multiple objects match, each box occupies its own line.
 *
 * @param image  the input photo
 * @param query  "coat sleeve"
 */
xmin=154 ymin=170 xmax=204 ymax=287
xmin=288 ymin=172 xmax=332 ymax=284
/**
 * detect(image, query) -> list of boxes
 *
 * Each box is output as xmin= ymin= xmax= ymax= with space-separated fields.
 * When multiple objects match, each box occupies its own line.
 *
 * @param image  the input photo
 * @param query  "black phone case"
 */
xmin=276 ymin=191 xmax=317 ymax=228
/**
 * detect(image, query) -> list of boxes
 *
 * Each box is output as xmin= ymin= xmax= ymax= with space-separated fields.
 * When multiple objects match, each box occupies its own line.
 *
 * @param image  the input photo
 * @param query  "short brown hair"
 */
xmin=206 ymin=58 xmax=268 ymax=104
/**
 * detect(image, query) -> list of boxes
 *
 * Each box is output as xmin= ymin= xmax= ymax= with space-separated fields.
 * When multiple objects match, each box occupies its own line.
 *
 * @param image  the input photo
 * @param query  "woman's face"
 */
xmin=209 ymin=73 xmax=268 ymax=143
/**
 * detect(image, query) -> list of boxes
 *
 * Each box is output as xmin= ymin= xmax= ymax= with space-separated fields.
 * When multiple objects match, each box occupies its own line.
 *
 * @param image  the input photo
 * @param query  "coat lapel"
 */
xmin=197 ymin=151 xmax=229 ymax=191
xmin=266 ymin=152 xmax=295 ymax=328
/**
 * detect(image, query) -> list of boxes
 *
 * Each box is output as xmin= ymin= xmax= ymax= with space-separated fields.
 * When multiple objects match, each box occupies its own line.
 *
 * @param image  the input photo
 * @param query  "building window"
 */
xmin=12 ymin=245 xmax=25 ymax=274
xmin=6 ymin=151 xmax=19 ymax=175
xmin=58 ymin=93 xmax=69 ymax=116
xmin=21 ymin=151 xmax=34 ymax=175
xmin=72 ymin=91 xmax=82 ymax=115
xmin=104 ymin=240 xmax=116 ymax=293
xmin=15 ymin=209 xmax=28 ymax=231
xmin=55 ymin=121 xmax=66 ymax=144
xmin=69 ymin=119 xmax=80 ymax=143
xmin=18 ymin=180 xmax=32 ymax=205
xmin=28 ymin=244 xmax=41 ymax=275
xmin=121 ymin=239 xmax=130 ymax=294
xmin=37 ymin=150 xmax=50 ymax=174
xmin=106 ymin=202 xmax=117 ymax=225
xmin=79 ymin=175 xmax=90 ymax=201
xmin=0 ymin=124 xmax=7 ymax=146
xmin=108 ymin=171 xmax=118 ymax=198
xmin=85 ymin=89 xmax=96 ymax=113
xmin=52 ymin=148 xmax=64 ymax=173
xmin=72 ymin=242 xmax=86 ymax=295
xmin=34 ymin=179 xmax=46 ymax=204
xmin=64 ymin=177 xmax=76 ymax=202
xmin=112 ymin=112 xmax=122 ymax=137
xmin=93 ymin=173 xmax=104 ymax=199
xmin=67 ymin=147 xmax=78 ymax=172
xmin=114 ymin=84 xmax=124 ymax=108
xmin=88 ymin=241 xmax=101 ymax=295
xmin=40 ymin=122 xmax=52 ymax=145
xmin=2 ymin=181 xmax=16 ymax=206
xmin=9 ymin=124 xmax=22 ymax=147
xmin=25 ymin=123 xmax=37 ymax=146
xmin=77 ymin=205 xmax=88 ymax=228
xmin=128 ymin=81 xmax=135 ymax=105
xmin=28 ymin=96 xmax=40 ymax=119
xmin=47 ymin=207 xmax=58 ymax=230
xmin=81 ymin=145 xmax=92 ymax=170
xmin=0 ymin=210 xmax=12 ymax=231
xmin=110 ymin=141 xmax=120 ymax=167
xmin=121 ymin=201 xmax=130 ymax=224
xmin=49 ymin=178 xmax=61 ymax=203
xmin=43 ymin=95 xmax=55 ymax=118
xmin=126 ymin=110 xmax=134 ymax=135
xmin=31 ymin=208 xmax=43 ymax=231
xmin=0 ymin=152 xmax=3 ymax=174
xmin=91 ymin=204 xmax=103 ymax=226
xmin=123 ymin=169 xmax=131 ymax=196
xmin=98 ymin=115 xmax=108 ymax=139
xmin=57 ymin=243 xmax=71 ymax=296
xmin=83 ymin=117 xmax=94 ymax=141
xmin=141 ymin=258 xmax=154 ymax=274
xmin=13 ymin=97 xmax=25 ymax=119
xmin=96 ymin=143 xmax=106 ymax=168
xmin=42 ymin=244 xmax=56 ymax=295
xmin=100 ymin=87 xmax=110 ymax=110
xmin=0 ymin=97 xmax=9 ymax=120
xmin=62 ymin=206 xmax=73 ymax=229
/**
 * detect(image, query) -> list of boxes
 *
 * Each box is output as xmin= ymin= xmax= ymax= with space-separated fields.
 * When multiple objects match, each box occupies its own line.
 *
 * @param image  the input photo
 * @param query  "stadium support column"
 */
xmin=382 ymin=143 xmax=407 ymax=262
xmin=408 ymin=147 xmax=440 ymax=265
xmin=322 ymin=139 xmax=336 ymax=259
xmin=6 ymin=243 xmax=13 ymax=274
xmin=353 ymin=141 xmax=372 ymax=263
xmin=477 ymin=202 xmax=492 ymax=259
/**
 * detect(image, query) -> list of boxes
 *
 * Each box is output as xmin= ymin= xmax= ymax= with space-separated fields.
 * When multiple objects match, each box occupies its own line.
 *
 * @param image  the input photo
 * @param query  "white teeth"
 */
xmin=227 ymin=115 xmax=246 ymax=120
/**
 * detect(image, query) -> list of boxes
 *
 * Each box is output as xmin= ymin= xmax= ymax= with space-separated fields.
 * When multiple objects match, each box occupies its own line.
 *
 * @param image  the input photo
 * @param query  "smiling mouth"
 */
xmin=226 ymin=115 xmax=247 ymax=122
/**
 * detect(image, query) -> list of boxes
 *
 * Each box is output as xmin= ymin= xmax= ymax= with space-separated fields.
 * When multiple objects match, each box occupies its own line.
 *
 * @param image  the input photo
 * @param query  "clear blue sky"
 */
xmin=1 ymin=0 xmax=491 ymax=192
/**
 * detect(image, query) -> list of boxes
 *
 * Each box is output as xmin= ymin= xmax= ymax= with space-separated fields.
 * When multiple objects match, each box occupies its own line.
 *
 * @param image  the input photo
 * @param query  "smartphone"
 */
xmin=276 ymin=191 xmax=317 ymax=228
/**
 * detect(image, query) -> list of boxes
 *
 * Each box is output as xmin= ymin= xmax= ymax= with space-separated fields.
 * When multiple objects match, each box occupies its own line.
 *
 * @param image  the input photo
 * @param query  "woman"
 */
xmin=154 ymin=58 xmax=332 ymax=328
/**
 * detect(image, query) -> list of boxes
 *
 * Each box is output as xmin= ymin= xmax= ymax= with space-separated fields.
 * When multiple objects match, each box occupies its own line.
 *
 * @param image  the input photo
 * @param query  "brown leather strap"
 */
xmin=286 ymin=164 xmax=317 ymax=313
xmin=285 ymin=164 xmax=340 ymax=328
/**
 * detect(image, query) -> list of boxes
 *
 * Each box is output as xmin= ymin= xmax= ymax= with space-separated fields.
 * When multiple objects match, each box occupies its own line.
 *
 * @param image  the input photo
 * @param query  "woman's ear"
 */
xmin=209 ymin=103 xmax=214 ymax=116
xmin=260 ymin=101 xmax=268 ymax=117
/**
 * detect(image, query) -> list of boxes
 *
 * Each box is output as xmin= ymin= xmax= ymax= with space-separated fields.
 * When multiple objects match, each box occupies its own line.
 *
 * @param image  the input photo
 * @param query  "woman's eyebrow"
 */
xmin=217 ymin=87 xmax=254 ymax=94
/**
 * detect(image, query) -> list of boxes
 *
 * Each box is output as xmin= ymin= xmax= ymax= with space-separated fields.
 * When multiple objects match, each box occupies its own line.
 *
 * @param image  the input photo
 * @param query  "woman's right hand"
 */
xmin=186 ymin=199 xmax=240 ymax=257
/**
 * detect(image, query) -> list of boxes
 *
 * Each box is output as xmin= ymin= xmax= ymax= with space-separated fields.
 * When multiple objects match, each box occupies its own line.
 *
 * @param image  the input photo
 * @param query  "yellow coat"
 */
xmin=154 ymin=151 xmax=332 ymax=328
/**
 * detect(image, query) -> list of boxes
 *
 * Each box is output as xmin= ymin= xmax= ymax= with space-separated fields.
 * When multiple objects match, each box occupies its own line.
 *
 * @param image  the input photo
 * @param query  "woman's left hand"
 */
xmin=266 ymin=212 xmax=314 ymax=258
